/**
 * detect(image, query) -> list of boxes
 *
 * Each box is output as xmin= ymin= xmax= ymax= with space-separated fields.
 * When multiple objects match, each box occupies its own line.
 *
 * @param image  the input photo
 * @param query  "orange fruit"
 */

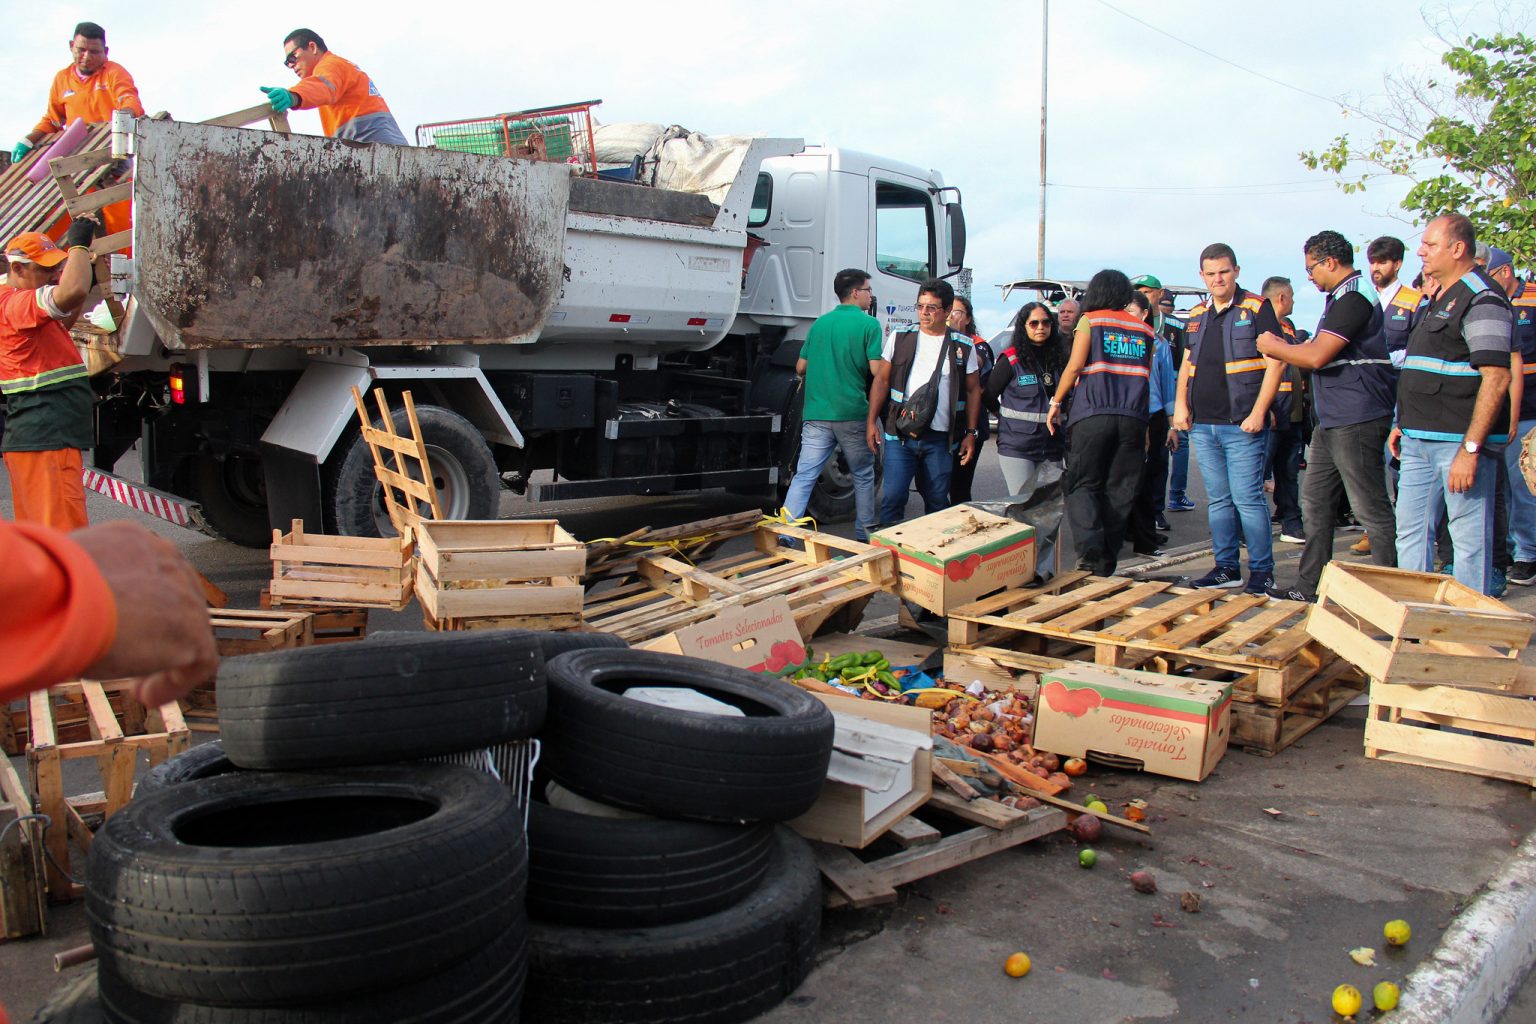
xmin=1004 ymin=952 xmax=1032 ymax=978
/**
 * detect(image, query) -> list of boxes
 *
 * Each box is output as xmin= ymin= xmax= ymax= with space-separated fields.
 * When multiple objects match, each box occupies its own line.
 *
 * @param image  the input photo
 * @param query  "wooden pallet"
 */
xmin=813 ymin=790 xmax=1068 ymax=909
xmin=211 ymin=608 xmax=315 ymax=655
xmin=1229 ymin=658 xmax=1366 ymax=756
xmin=28 ymin=680 xmax=189 ymax=899
xmin=583 ymin=510 xmax=763 ymax=584
xmin=352 ymin=386 xmax=443 ymax=535
xmin=582 ymin=524 xmax=897 ymax=645
xmin=270 ymin=519 xmax=414 ymax=611
xmin=1364 ymin=678 xmax=1536 ymax=787
xmin=949 ymin=572 xmax=1341 ymax=707
xmin=1308 ymin=563 xmax=1534 ymax=690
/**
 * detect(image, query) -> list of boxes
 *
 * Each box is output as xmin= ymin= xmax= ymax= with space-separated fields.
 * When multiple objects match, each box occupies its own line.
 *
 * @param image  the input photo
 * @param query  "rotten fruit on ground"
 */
xmin=1331 ymin=983 xmax=1362 ymax=1016
xmin=1085 ymin=799 xmax=1109 ymax=815
xmin=1372 ymin=981 xmax=1400 ymax=1011
xmin=1384 ymin=918 xmax=1411 ymax=946
xmin=1063 ymin=757 xmax=1088 ymax=776
xmin=1004 ymin=952 xmax=1032 ymax=978
xmin=1078 ymin=848 xmax=1097 ymax=869
xmin=1124 ymin=799 xmax=1148 ymax=822
xmin=1129 ymin=870 xmax=1157 ymax=894
xmin=1068 ymin=813 xmax=1102 ymax=843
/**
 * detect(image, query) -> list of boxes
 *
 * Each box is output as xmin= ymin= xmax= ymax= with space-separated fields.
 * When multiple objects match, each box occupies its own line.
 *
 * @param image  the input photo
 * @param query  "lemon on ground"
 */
xmin=1079 ymin=848 xmax=1097 ymax=868
xmin=1384 ymin=919 xmax=1411 ymax=946
xmin=1373 ymin=981 xmax=1400 ymax=1010
xmin=1004 ymin=952 xmax=1032 ymax=978
xmin=1332 ymin=983 xmax=1363 ymax=1016
xmin=1086 ymin=800 xmax=1109 ymax=815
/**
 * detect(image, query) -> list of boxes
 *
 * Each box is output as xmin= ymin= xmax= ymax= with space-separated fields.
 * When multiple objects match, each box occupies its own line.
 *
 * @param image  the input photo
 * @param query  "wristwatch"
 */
xmin=1463 ymin=440 xmax=1480 ymax=455
xmin=964 ymin=428 xmax=979 ymax=437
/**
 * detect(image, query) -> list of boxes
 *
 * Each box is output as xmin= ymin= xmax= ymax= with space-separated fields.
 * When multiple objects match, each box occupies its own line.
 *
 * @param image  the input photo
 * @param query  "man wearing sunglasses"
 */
xmin=259 ymin=29 xmax=407 ymax=146
xmin=12 ymin=22 xmax=143 ymax=165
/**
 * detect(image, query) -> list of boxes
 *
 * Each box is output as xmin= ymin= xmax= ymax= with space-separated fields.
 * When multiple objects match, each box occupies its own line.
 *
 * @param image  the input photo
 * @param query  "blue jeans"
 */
xmin=1168 ymin=430 xmax=1190 ymax=501
xmin=1504 ymin=419 xmax=1536 ymax=563
xmin=880 ymin=429 xmax=953 ymax=525
xmin=1191 ymin=423 xmax=1273 ymax=574
xmin=783 ymin=420 xmax=878 ymax=540
xmin=1396 ymin=435 xmax=1495 ymax=594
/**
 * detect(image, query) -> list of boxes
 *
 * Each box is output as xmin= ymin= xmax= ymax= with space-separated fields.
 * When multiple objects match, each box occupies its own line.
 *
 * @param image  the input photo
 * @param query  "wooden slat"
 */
xmin=1202 ymin=603 xmax=1300 ymax=655
xmin=813 ymin=844 xmax=898 ymax=908
xmin=1101 ymin=589 xmax=1218 ymax=640
xmin=885 ymin=816 xmax=942 ymax=848
xmin=1046 ymin=581 xmax=1172 ymax=634
xmin=1149 ymin=593 xmax=1268 ymax=650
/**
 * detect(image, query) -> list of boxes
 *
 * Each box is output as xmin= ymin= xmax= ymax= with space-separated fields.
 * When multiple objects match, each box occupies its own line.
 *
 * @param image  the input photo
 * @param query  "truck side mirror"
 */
xmin=947 ymin=202 xmax=966 ymax=268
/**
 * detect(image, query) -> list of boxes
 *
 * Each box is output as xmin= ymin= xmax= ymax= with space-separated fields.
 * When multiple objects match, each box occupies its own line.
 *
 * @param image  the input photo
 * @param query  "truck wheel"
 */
xmin=188 ymin=450 xmax=272 ymax=548
xmin=328 ymin=403 xmax=500 ymax=537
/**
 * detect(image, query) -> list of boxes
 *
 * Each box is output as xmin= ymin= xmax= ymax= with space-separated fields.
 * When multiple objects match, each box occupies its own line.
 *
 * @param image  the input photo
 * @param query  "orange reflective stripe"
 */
xmin=1080 ymin=363 xmax=1150 ymax=378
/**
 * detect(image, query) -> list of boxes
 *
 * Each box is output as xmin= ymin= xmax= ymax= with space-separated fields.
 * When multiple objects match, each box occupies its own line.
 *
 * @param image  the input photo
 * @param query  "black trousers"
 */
xmin=1064 ymin=414 xmax=1145 ymax=576
xmin=1269 ymin=421 xmax=1307 ymax=536
xmin=1129 ymin=410 xmax=1170 ymax=551
xmin=949 ymin=434 xmax=984 ymax=505
xmin=1298 ymin=417 xmax=1397 ymax=596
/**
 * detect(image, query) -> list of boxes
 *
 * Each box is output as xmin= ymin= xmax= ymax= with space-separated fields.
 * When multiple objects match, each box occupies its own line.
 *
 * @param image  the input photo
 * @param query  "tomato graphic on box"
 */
xmin=1041 ymin=680 xmax=1103 ymax=719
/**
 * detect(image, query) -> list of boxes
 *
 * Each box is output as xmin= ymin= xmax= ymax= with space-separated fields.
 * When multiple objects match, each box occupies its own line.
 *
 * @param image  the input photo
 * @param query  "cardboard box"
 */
xmin=1031 ymin=664 xmax=1232 ymax=782
xmin=787 ymin=693 xmax=933 ymax=849
xmin=642 ymin=596 xmax=809 ymax=676
xmin=872 ymin=506 xmax=1035 ymax=615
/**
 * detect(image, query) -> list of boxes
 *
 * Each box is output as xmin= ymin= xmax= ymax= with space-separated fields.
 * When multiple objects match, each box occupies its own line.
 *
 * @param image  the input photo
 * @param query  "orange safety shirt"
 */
xmin=0 ymin=520 xmax=117 ymax=701
xmin=289 ymin=52 xmax=393 ymax=138
xmin=33 ymin=60 xmax=145 ymax=135
xmin=0 ymin=284 xmax=90 ymax=399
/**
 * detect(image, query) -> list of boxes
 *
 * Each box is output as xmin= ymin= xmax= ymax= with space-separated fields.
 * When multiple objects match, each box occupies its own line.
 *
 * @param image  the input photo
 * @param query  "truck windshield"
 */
xmin=875 ymin=181 xmax=934 ymax=282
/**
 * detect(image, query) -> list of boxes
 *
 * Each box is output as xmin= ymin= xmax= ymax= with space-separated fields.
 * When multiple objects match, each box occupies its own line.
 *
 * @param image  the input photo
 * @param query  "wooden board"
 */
xmin=1364 ymin=679 xmax=1536 ymax=786
xmin=0 ymin=756 xmax=45 ymax=939
xmin=211 ymin=608 xmax=314 ymax=656
xmin=352 ymin=387 xmax=443 ymax=534
xmin=583 ymin=510 xmax=762 ymax=584
xmin=948 ymin=575 xmax=1342 ymax=706
xmin=1230 ymin=659 xmax=1366 ymax=756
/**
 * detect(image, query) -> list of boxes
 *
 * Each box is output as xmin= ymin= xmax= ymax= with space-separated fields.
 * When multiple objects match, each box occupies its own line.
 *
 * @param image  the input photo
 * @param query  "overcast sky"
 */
xmin=3 ymin=1 xmax=1525 ymax=337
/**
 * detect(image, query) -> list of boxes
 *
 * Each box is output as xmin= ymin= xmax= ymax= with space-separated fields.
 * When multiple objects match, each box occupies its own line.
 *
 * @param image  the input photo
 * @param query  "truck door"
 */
xmin=869 ymin=173 xmax=939 ymax=338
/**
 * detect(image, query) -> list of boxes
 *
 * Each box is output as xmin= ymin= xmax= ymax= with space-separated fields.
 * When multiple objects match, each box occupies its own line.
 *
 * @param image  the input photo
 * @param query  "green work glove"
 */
xmin=260 ymin=86 xmax=296 ymax=114
xmin=11 ymin=140 xmax=33 ymax=163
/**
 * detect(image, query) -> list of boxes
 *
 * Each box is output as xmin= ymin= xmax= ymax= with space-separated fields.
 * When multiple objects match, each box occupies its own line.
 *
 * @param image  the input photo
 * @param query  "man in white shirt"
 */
xmin=867 ymin=278 xmax=981 ymax=524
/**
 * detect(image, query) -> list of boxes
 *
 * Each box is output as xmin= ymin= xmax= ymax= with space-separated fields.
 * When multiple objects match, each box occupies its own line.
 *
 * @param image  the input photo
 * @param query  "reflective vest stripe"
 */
xmin=999 ymin=406 xmax=1049 ymax=423
xmin=1224 ymin=358 xmax=1266 ymax=374
xmin=1079 ymin=363 xmax=1150 ymax=378
xmin=0 ymin=363 xmax=89 ymax=394
xmin=1321 ymin=358 xmax=1394 ymax=370
xmin=890 ymin=388 xmax=905 ymax=402
xmin=1402 ymin=355 xmax=1481 ymax=377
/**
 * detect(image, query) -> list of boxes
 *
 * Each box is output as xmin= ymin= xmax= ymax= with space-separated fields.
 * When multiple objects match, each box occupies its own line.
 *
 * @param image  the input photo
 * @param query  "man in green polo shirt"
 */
xmin=781 ymin=268 xmax=884 ymax=539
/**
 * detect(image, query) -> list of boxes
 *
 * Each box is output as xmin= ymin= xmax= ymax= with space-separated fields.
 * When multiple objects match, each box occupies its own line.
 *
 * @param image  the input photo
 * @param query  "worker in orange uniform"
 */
xmin=11 ymin=21 xmax=144 ymax=164
xmin=259 ymin=28 xmax=408 ymax=145
xmin=2 ymin=223 xmax=100 ymax=531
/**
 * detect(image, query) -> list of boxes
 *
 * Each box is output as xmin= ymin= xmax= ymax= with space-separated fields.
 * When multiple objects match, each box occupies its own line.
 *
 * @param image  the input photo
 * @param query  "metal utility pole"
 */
xmin=1037 ymin=0 xmax=1049 ymax=278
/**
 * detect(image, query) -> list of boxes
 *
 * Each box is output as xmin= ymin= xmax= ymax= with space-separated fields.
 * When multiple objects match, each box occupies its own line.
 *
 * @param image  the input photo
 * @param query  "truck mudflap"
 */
xmin=82 ymin=467 xmax=198 ymax=528
xmin=129 ymin=118 xmax=571 ymax=348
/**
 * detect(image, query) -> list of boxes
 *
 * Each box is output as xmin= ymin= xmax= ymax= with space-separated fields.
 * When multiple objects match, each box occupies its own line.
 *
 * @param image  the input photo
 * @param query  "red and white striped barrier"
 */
xmin=81 ymin=468 xmax=197 ymax=528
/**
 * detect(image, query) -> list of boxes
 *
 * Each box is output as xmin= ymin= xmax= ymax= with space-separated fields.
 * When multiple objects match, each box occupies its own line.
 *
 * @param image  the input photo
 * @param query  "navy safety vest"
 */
xmin=1185 ymin=289 xmax=1275 ymax=423
xmin=1066 ymin=309 xmax=1154 ymax=427
xmin=1512 ymin=281 xmax=1536 ymax=422
xmin=1399 ymin=268 xmax=1512 ymax=445
xmin=995 ymin=345 xmax=1063 ymax=461
xmin=1311 ymin=272 xmax=1396 ymax=429
xmin=1381 ymin=283 xmax=1423 ymax=361
xmin=881 ymin=327 xmax=976 ymax=447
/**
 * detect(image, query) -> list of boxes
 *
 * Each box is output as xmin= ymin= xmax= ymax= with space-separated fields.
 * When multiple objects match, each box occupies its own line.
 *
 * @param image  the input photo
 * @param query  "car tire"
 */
xmin=540 ymin=649 xmax=833 ymax=821
xmin=526 ymin=799 xmax=773 ymax=927
xmin=368 ymin=628 xmax=628 ymax=660
xmin=29 ymin=969 xmax=100 ymax=1022
xmin=524 ymin=828 xmax=820 ymax=1024
xmin=135 ymin=741 xmax=242 ymax=800
xmin=86 ymin=765 xmax=526 ymax=1008
xmin=218 ymin=632 xmax=545 ymax=770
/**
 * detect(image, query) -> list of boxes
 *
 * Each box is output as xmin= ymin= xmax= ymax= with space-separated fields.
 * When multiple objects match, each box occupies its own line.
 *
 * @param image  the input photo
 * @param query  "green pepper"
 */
xmin=860 ymin=651 xmax=886 ymax=666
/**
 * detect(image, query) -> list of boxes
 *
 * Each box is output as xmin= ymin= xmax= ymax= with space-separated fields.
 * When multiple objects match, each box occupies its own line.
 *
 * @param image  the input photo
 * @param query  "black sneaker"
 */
xmin=1510 ymin=561 xmax=1536 ymax=586
xmin=1243 ymin=572 xmax=1276 ymax=595
xmin=1190 ymin=566 xmax=1243 ymax=589
xmin=1154 ymin=513 xmax=1171 ymax=532
xmin=1266 ymin=584 xmax=1313 ymax=602
xmin=1134 ymin=546 xmax=1165 ymax=558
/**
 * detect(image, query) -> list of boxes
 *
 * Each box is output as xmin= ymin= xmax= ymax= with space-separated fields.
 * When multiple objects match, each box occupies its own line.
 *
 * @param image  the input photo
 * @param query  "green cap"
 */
xmin=1131 ymin=274 xmax=1162 ymax=289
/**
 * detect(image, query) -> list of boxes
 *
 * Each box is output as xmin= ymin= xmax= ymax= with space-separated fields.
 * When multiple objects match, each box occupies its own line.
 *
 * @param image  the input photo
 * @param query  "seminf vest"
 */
xmin=1399 ymin=267 xmax=1512 ymax=445
xmin=1511 ymin=280 xmax=1536 ymax=421
xmin=1065 ymin=309 xmax=1154 ymax=427
xmin=1185 ymin=288 xmax=1287 ymax=423
xmin=1311 ymin=272 xmax=1396 ymax=429
xmin=1383 ymin=284 xmax=1424 ymax=359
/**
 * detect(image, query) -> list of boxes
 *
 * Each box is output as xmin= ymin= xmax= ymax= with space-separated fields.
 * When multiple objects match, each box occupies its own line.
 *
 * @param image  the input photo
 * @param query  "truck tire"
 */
xmin=526 ymin=800 xmax=773 ymax=927
xmin=217 ymin=632 xmax=545 ymax=769
xmin=327 ymin=402 xmax=499 ymax=538
xmin=85 ymin=765 xmax=526 ymax=1008
xmin=136 ymin=741 xmax=241 ymax=799
xmin=188 ymin=449 xmax=272 ymax=548
xmin=95 ymin=926 xmax=527 ymax=1023
xmin=524 ymin=828 xmax=820 ymax=1024
xmin=29 ymin=969 xmax=100 ymax=1022
xmin=540 ymin=649 xmax=833 ymax=822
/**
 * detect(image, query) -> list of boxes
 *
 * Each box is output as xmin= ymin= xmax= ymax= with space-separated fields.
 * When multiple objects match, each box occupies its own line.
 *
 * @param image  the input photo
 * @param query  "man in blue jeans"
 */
xmin=781 ymin=268 xmax=884 ymax=540
xmin=868 ymin=278 xmax=981 ymax=525
xmin=1392 ymin=215 xmax=1513 ymax=595
xmin=1172 ymin=243 xmax=1291 ymax=593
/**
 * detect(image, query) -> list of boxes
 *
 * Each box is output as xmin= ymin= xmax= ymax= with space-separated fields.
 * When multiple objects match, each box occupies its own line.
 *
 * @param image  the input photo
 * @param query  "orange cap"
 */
xmin=5 ymin=232 xmax=68 ymax=268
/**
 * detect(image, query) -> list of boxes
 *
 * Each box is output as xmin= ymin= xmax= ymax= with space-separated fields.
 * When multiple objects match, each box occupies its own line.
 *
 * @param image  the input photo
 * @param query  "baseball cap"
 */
xmin=1131 ymin=274 xmax=1162 ymax=289
xmin=5 ymin=232 xmax=67 ymax=268
xmin=1487 ymin=247 xmax=1513 ymax=273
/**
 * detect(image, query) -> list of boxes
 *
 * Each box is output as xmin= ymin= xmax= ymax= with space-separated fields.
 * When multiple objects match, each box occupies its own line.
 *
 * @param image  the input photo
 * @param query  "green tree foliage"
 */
xmin=1301 ymin=33 xmax=1536 ymax=265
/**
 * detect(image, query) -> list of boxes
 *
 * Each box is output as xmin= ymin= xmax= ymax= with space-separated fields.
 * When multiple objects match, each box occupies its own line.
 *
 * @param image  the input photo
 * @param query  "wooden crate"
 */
xmin=813 ymin=791 xmax=1067 ymax=909
xmin=1364 ymin=679 xmax=1536 ymax=786
xmin=28 ymin=680 xmax=190 ymax=898
xmin=270 ymin=520 xmax=413 ymax=611
xmin=583 ymin=524 xmax=897 ymax=645
xmin=212 ymin=608 xmax=315 ymax=655
xmin=1308 ymin=563 xmax=1534 ymax=690
xmin=583 ymin=510 xmax=763 ymax=584
xmin=259 ymin=589 xmax=370 ymax=643
xmin=948 ymin=571 xmax=1341 ymax=706
xmin=1 ymin=755 xmax=46 ymax=939
xmin=416 ymin=520 xmax=585 ymax=630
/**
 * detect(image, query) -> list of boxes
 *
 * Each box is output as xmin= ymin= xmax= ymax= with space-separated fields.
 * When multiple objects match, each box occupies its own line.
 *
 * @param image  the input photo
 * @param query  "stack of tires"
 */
xmin=45 ymin=630 xmax=617 ymax=1023
xmin=522 ymin=649 xmax=835 ymax=1024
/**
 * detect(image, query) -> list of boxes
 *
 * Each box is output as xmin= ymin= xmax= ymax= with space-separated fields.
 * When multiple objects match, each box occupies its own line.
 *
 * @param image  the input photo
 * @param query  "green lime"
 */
xmin=1079 ymin=849 xmax=1097 ymax=869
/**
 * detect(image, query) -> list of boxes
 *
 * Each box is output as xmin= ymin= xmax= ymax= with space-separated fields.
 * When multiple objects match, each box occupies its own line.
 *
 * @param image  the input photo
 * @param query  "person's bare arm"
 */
xmin=866 ymin=361 xmax=891 ymax=452
xmin=795 ymin=357 xmax=808 ymax=376
xmin=1256 ymin=329 xmax=1347 ymax=370
xmin=1172 ymin=358 xmax=1194 ymax=431
xmin=1241 ymin=359 xmax=1286 ymax=433
xmin=958 ymin=370 xmax=982 ymax=465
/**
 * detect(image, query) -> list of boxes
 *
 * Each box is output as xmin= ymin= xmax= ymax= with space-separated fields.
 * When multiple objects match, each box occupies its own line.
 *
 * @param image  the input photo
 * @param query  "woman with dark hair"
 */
xmin=986 ymin=302 xmax=1066 ymax=496
xmin=947 ymin=296 xmax=994 ymax=504
xmin=1045 ymin=269 xmax=1155 ymax=576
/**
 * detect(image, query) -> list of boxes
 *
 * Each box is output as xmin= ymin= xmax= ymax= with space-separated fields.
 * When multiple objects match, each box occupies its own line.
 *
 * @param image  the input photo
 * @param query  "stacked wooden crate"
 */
xmin=416 ymin=520 xmax=586 ymax=631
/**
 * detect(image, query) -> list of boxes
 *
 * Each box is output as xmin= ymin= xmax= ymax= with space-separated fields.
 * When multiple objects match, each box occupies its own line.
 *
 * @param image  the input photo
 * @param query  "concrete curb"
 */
xmin=1395 ymin=828 xmax=1536 ymax=1023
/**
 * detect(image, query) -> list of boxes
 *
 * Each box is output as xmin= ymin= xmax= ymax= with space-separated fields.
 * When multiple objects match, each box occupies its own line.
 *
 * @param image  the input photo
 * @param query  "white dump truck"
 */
xmin=87 ymin=113 xmax=966 ymax=543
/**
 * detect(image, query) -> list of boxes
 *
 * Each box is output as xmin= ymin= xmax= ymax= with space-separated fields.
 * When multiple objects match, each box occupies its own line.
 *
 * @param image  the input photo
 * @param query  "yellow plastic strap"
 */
xmin=760 ymin=507 xmax=818 ymax=531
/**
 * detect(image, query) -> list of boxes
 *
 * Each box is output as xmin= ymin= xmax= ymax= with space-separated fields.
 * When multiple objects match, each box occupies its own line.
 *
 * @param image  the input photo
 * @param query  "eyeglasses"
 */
xmin=1305 ymin=258 xmax=1330 ymax=276
xmin=916 ymin=303 xmax=945 ymax=313
xmin=854 ymin=286 xmax=873 ymax=293
xmin=283 ymin=48 xmax=303 ymax=68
